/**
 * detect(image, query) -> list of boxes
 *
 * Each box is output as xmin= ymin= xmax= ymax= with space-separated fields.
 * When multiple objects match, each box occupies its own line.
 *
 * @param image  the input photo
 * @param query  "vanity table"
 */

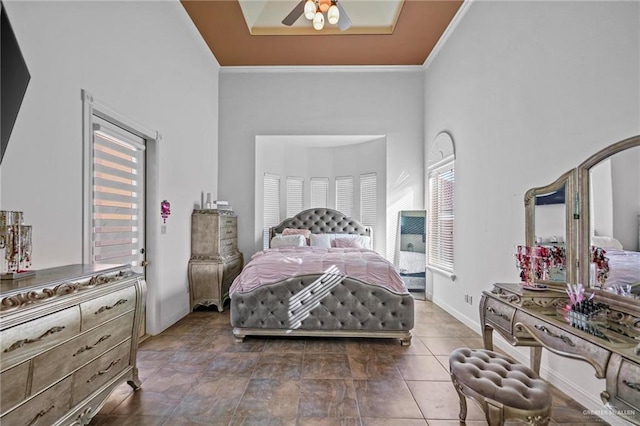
xmin=481 ymin=284 xmax=639 ymax=424
xmin=481 ymin=135 xmax=640 ymax=424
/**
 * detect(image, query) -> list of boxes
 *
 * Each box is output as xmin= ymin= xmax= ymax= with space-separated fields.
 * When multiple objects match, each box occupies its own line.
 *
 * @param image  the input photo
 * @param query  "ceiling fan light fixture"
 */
xmin=318 ymin=0 xmax=331 ymax=13
xmin=327 ymin=4 xmax=339 ymax=25
xmin=304 ymin=0 xmax=316 ymax=20
xmin=313 ymin=11 xmax=325 ymax=30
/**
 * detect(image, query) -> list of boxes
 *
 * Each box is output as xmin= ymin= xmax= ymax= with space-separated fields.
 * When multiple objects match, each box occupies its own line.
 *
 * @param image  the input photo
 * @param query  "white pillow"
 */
xmin=309 ymin=233 xmax=331 ymax=248
xmin=270 ymin=234 xmax=306 ymax=248
xmin=591 ymin=235 xmax=623 ymax=250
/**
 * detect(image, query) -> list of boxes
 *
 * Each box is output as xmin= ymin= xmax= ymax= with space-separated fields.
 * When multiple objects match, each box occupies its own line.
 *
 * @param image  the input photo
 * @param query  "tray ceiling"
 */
xmin=181 ymin=0 xmax=464 ymax=67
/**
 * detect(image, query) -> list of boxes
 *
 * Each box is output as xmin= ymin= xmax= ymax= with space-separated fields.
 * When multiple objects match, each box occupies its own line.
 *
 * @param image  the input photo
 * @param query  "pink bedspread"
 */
xmin=229 ymin=246 xmax=408 ymax=295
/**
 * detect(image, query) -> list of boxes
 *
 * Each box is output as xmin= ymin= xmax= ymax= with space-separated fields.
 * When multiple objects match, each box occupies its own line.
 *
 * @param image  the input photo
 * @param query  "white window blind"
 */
xmin=360 ymin=173 xmax=376 ymax=228
xmin=427 ymin=163 xmax=455 ymax=272
xmin=286 ymin=176 xmax=304 ymax=218
xmin=335 ymin=176 xmax=353 ymax=217
xmin=310 ymin=177 xmax=329 ymax=208
xmin=91 ymin=117 xmax=145 ymax=266
xmin=263 ymin=173 xmax=281 ymax=249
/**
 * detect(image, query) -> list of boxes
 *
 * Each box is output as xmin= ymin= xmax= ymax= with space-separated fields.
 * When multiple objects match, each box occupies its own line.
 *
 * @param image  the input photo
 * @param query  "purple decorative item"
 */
xmin=161 ymin=200 xmax=171 ymax=224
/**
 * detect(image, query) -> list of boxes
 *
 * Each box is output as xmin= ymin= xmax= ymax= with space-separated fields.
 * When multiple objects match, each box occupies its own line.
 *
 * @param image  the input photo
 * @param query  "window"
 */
xmin=335 ymin=176 xmax=353 ymax=217
xmin=263 ymin=173 xmax=280 ymax=249
xmin=286 ymin=176 xmax=304 ymax=217
xmin=360 ymin=173 xmax=376 ymax=228
xmin=427 ymin=162 xmax=455 ymax=273
xmin=90 ymin=117 xmax=145 ymax=266
xmin=310 ymin=177 xmax=329 ymax=208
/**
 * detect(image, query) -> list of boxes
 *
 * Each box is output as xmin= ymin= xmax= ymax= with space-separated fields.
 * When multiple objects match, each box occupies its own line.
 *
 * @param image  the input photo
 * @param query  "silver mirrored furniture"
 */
xmin=482 ymin=134 xmax=640 ymax=425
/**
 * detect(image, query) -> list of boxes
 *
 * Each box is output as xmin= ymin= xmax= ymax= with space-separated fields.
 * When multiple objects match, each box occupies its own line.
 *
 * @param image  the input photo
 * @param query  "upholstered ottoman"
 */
xmin=449 ymin=348 xmax=552 ymax=425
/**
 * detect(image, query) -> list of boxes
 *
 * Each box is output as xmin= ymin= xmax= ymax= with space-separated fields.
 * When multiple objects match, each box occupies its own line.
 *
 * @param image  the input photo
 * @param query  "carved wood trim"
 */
xmin=1 ymin=271 xmax=132 ymax=312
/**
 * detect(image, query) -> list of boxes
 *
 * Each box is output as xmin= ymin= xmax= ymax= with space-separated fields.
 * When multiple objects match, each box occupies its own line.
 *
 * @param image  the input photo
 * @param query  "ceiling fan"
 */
xmin=282 ymin=0 xmax=352 ymax=31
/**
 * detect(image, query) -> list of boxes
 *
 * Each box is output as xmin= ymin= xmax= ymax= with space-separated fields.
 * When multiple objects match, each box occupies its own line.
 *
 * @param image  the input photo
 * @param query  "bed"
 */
xmin=230 ymin=208 xmax=414 ymax=345
xmin=592 ymin=233 xmax=640 ymax=296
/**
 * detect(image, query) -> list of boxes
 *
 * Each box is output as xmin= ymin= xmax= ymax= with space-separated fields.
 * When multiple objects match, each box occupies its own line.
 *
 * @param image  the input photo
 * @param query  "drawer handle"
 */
xmin=623 ymin=380 xmax=640 ymax=392
xmin=534 ymin=324 xmax=576 ymax=347
xmin=226 ymin=230 xmax=233 ymax=234
xmin=4 ymin=326 xmax=66 ymax=353
xmin=73 ymin=334 xmax=112 ymax=357
xmin=95 ymin=299 xmax=128 ymax=315
xmin=486 ymin=306 xmax=510 ymax=321
xmin=87 ymin=357 xmax=122 ymax=383
xmin=28 ymin=405 xmax=54 ymax=426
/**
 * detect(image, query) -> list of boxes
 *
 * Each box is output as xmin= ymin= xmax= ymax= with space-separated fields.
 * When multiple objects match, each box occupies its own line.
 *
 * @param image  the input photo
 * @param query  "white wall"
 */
xmin=424 ymin=0 xmax=640 ymax=418
xmin=0 ymin=1 xmax=220 ymax=334
xmin=255 ymin=138 xmax=386 ymax=254
xmin=219 ymin=68 xmax=425 ymax=262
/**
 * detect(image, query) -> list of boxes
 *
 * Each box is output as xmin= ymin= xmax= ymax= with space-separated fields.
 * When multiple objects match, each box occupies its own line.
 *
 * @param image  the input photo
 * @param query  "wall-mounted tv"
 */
xmin=1 ymin=2 xmax=31 ymax=164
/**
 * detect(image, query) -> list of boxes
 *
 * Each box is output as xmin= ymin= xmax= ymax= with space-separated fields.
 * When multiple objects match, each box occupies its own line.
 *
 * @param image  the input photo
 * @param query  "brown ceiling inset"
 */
xmin=181 ymin=0 xmax=464 ymax=67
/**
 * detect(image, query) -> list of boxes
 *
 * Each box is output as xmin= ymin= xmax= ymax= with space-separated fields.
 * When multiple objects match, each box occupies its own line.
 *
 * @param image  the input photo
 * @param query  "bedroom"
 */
xmin=0 ymin=0 xmax=638 ymax=425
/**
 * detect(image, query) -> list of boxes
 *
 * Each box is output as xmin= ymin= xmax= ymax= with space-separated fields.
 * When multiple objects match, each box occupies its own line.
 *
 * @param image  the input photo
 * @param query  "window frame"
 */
xmin=426 ymin=157 xmax=456 ymax=280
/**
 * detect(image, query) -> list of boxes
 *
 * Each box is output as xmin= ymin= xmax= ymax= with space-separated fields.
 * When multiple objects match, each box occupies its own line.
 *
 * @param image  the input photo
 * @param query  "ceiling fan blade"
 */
xmin=282 ymin=0 xmax=306 ymax=26
xmin=336 ymin=1 xmax=351 ymax=31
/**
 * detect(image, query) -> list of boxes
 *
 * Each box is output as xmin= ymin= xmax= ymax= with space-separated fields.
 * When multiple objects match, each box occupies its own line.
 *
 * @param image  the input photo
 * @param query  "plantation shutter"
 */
xmin=286 ymin=176 xmax=304 ymax=217
xmin=360 ymin=173 xmax=376 ymax=228
xmin=335 ymin=176 xmax=353 ymax=217
xmin=428 ymin=163 xmax=455 ymax=271
xmin=91 ymin=117 xmax=145 ymax=266
xmin=263 ymin=173 xmax=281 ymax=249
xmin=310 ymin=177 xmax=329 ymax=208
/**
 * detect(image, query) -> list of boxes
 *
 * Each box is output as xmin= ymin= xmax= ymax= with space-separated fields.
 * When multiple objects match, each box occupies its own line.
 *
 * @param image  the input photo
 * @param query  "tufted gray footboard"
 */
xmin=230 ymin=274 xmax=414 ymax=345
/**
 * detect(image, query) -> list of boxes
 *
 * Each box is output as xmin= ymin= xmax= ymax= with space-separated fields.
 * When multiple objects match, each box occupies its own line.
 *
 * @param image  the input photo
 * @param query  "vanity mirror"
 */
xmin=578 ymin=135 xmax=640 ymax=314
xmin=524 ymin=169 xmax=576 ymax=287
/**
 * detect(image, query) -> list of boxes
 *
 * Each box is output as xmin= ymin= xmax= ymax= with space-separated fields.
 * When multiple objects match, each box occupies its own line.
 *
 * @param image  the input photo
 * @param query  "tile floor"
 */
xmin=91 ymin=298 xmax=607 ymax=425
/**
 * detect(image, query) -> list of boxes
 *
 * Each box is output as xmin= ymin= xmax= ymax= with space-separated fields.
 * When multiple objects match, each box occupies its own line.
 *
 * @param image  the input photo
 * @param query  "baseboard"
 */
xmin=160 ymin=307 xmax=190 ymax=334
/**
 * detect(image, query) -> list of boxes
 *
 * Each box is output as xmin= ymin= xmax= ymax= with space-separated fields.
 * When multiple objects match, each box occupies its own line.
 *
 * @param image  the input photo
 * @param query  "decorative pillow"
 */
xmin=334 ymin=238 xmax=363 ymax=248
xmin=591 ymin=235 xmax=623 ymax=250
xmin=270 ymin=234 xmax=306 ymax=248
xmin=282 ymin=228 xmax=311 ymax=244
xmin=327 ymin=234 xmax=372 ymax=250
xmin=309 ymin=233 xmax=331 ymax=248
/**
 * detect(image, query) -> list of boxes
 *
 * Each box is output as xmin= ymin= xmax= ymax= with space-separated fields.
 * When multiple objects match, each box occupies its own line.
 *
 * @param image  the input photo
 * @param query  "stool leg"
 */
xmin=451 ymin=375 xmax=467 ymax=422
xmin=485 ymin=400 xmax=504 ymax=426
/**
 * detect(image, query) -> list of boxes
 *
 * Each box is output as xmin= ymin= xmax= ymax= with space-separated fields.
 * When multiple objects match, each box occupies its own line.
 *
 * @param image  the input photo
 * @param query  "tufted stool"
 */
xmin=449 ymin=348 xmax=552 ymax=425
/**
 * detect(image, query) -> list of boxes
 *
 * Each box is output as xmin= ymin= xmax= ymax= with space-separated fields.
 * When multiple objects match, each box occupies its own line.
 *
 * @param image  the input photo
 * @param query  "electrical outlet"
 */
xmin=161 ymin=225 xmax=167 ymax=235
xmin=468 ymin=295 xmax=473 ymax=305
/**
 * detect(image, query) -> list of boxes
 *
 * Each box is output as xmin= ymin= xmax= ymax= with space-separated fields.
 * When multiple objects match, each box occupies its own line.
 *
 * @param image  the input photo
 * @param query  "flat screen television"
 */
xmin=1 ymin=2 xmax=31 ymax=164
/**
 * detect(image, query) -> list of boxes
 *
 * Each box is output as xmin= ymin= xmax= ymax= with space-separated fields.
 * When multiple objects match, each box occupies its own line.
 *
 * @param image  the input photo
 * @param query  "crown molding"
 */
xmin=423 ymin=0 xmax=474 ymax=70
xmin=220 ymin=65 xmax=424 ymax=74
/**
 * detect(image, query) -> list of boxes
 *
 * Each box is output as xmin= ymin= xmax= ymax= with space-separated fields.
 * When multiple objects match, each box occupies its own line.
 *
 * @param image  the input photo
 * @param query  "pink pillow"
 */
xmin=282 ymin=228 xmax=311 ymax=238
xmin=333 ymin=238 xmax=363 ymax=248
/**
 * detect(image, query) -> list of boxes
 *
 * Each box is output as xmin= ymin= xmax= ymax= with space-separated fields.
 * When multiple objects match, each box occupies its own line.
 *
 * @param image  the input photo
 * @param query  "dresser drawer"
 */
xmin=72 ymin=339 xmax=132 ymax=405
xmin=0 ymin=361 xmax=29 ymax=414
xmin=482 ymin=297 xmax=515 ymax=336
xmin=1 ymin=306 xmax=81 ymax=371
xmin=31 ymin=311 xmax=135 ymax=394
xmin=220 ymin=225 xmax=237 ymax=240
xmin=220 ymin=237 xmax=238 ymax=256
xmin=514 ymin=310 xmax=610 ymax=378
xmin=1 ymin=376 xmax=72 ymax=426
xmin=79 ymin=285 xmax=136 ymax=330
xmin=616 ymin=358 xmax=640 ymax=411
xmin=219 ymin=216 xmax=237 ymax=228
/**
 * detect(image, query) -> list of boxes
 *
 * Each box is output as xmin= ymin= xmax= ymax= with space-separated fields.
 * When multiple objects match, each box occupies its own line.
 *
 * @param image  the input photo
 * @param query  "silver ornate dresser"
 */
xmin=188 ymin=209 xmax=243 ymax=312
xmin=0 ymin=264 xmax=146 ymax=426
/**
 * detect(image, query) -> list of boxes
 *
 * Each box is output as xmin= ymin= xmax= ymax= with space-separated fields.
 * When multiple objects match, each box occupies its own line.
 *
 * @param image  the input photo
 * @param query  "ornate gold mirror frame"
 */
xmin=524 ymin=169 xmax=576 ymax=288
xmin=578 ymin=134 xmax=640 ymax=318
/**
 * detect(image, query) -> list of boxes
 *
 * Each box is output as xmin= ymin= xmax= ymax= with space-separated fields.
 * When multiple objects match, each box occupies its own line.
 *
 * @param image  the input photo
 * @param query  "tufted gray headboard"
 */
xmin=269 ymin=208 xmax=371 ymax=243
